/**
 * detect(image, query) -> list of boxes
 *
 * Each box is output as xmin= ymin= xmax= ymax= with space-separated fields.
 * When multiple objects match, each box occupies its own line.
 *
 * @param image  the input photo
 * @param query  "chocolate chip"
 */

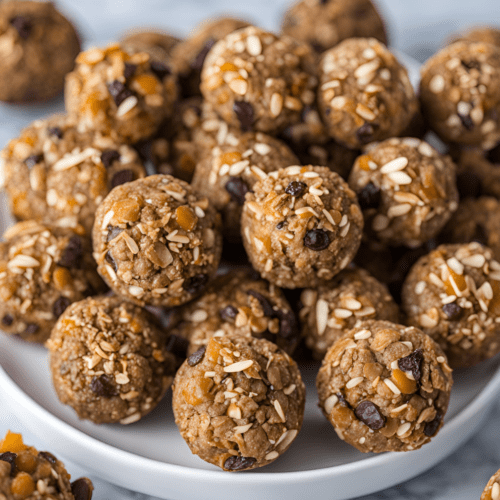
xmin=471 ymin=224 xmax=488 ymax=246
xmin=247 ymin=290 xmax=275 ymax=317
xmin=0 ymin=452 xmax=17 ymax=476
xmin=442 ymin=303 xmax=463 ymax=321
xmin=53 ymin=297 xmax=71 ymax=318
xmin=71 ymin=477 xmax=93 ymax=500
xmin=456 ymin=172 xmax=482 ymax=199
xmin=224 ymin=456 xmax=256 ymax=471
xmin=233 ymin=101 xmax=254 ymax=131
xmin=461 ymin=59 xmax=480 ymax=71
xmin=48 ymin=127 xmax=63 ymax=139
xmin=458 ymin=112 xmax=474 ymax=131
xmin=357 ymin=182 xmax=381 ymax=210
xmin=111 ymin=169 xmax=135 ymax=188
xmin=183 ymin=274 xmax=208 ymax=294
xmin=24 ymin=323 xmax=39 ymax=335
xmin=424 ymin=412 xmax=442 ymax=437
xmin=150 ymin=60 xmax=172 ymax=80
xmin=356 ymin=123 xmax=378 ymax=144
xmin=398 ymin=348 xmax=424 ymax=382
xmin=106 ymin=225 xmax=124 ymax=242
xmin=90 ymin=374 xmax=118 ymax=398
xmin=187 ymin=345 xmax=206 ymax=367
xmin=303 ymin=229 xmax=330 ymax=251
xmin=107 ymin=80 xmax=134 ymax=107
xmin=24 ymin=154 xmax=43 ymax=169
xmin=285 ymin=181 xmax=307 ymax=197
xmin=354 ymin=400 xmax=386 ymax=430
xmin=191 ymin=39 xmax=215 ymax=71
xmin=225 ymin=177 xmax=250 ymax=205
xmin=220 ymin=305 xmax=239 ymax=322
xmin=58 ymin=236 xmax=82 ymax=269
xmin=100 ymin=149 xmax=121 ymax=168
xmin=38 ymin=451 xmax=57 ymax=465
xmin=276 ymin=221 xmax=285 ymax=230
xmin=2 ymin=315 xmax=13 ymax=326
xmin=124 ymin=63 xmax=137 ymax=80
xmin=10 ymin=16 xmax=32 ymax=39
xmin=105 ymin=251 xmax=117 ymax=272
xmin=165 ymin=334 xmax=189 ymax=359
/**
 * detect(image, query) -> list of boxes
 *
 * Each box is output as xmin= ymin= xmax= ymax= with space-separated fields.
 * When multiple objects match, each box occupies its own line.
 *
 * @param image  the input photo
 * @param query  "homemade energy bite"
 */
xmin=402 ymin=243 xmax=500 ymax=368
xmin=420 ymin=41 xmax=500 ymax=149
xmin=47 ymin=296 xmax=176 ymax=424
xmin=0 ymin=0 xmax=80 ymax=102
xmin=200 ymin=26 xmax=317 ymax=134
xmin=120 ymin=28 xmax=181 ymax=61
xmin=0 ymin=221 xmax=105 ymax=343
xmin=1 ymin=114 xmax=146 ymax=234
xmin=318 ymin=38 xmax=417 ymax=149
xmin=191 ymin=131 xmax=298 ymax=241
xmin=300 ymin=267 xmax=399 ymax=359
xmin=65 ymin=44 xmax=177 ymax=144
xmin=242 ymin=165 xmax=363 ymax=288
xmin=481 ymin=468 xmax=500 ymax=500
xmin=0 ymin=431 xmax=93 ymax=500
xmin=317 ymin=320 xmax=453 ymax=453
xmin=281 ymin=0 xmax=387 ymax=54
xmin=450 ymin=26 xmax=500 ymax=49
xmin=170 ymin=270 xmax=300 ymax=356
xmin=348 ymin=137 xmax=458 ymax=248
xmin=172 ymin=334 xmax=305 ymax=471
xmin=92 ymin=175 xmax=222 ymax=307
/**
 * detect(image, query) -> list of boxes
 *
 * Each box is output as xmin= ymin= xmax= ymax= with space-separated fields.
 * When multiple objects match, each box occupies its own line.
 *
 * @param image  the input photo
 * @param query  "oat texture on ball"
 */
xmin=172 ymin=334 xmax=305 ymax=471
xmin=317 ymin=320 xmax=453 ymax=453
xmin=449 ymin=26 xmax=500 ymax=49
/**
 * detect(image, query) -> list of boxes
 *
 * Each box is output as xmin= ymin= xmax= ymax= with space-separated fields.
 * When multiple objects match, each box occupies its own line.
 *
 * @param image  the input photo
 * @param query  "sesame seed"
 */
xmin=397 ymin=422 xmax=412 ymax=436
xmin=334 ymin=308 xmax=353 ymax=319
xmin=120 ymin=413 xmax=142 ymax=425
xmin=284 ymin=166 xmax=302 ymax=175
xmin=391 ymin=404 xmax=408 ymax=414
xmin=265 ymin=450 xmax=279 ymax=461
xmin=251 ymin=166 xmax=268 ymax=180
xmin=270 ymin=93 xmax=283 ymax=117
xmin=8 ymin=254 xmax=40 ymax=269
xmin=429 ymin=273 xmax=445 ymax=288
xmin=115 ymin=373 xmax=130 ymax=384
xmin=303 ymin=171 xmax=319 ymax=178
xmin=204 ymin=371 xmax=216 ymax=377
xmin=284 ymin=384 xmax=296 ymax=395
xmin=339 ymin=214 xmax=348 ymax=227
xmin=344 ymin=298 xmax=362 ymax=310
xmin=129 ymin=285 xmax=145 ymax=297
xmin=441 ymin=295 xmax=457 ymax=304
xmin=346 ymin=377 xmax=364 ymax=389
xmin=322 ymin=209 xmax=336 ymax=226
xmin=234 ymin=423 xmax=253 ymax=434
xmin=417 ymin=142 xmax=435 ymax=157
xmin=246 ymin=35 xmax=262 ymax=56
xmin=447 ymin=257 xmax=464 ymax=275
xmin=190 ymin=309 xmax=208 ymax=322
xmin=274 ymin=400 xmax=286 ymax=422
xmin=478 ymin=281 xmax=494 ymax=300
xmin=356 ymin=104 xmax=376 ymax=121
xmin=354 ymin=59 xmax=380 ymax=79
xmin=229 ymin=160 xmax=250 ymax=176
xmin=316 ymin=299 xmax=329 ymax=335
xmin=387 ymin=171 xmax=412 ymax=185
xmin=419 ymin=313 xmax=438 ymax=328
xmin=415 ymin=281 xmax=426 ymax=295
xmin=436 ymin=356 xmax=446 ymax=363
xmin=354 ymin=329 xmax=371 ymax=340
xmin=492 ymin=482 xmax=500 ymax=500
xmin=380 ymin=157 xmax=409 ymax=174
xmin=254 ymin=143 xmax=271 ymax=155
xmin=359 ymin=437 xmax=366 ymax=445
xmin=460 ymin=254 xmax=486 ymax=268
xmin=372 ymin=214 xmax=389 ymax=231
xmin=429 ymin=74 xmax=445 ymax=93
xmin=224 ymin=359 xmax=254 ymax=373
xmin=340 ymin=222 xmax=350 ymax=237
xmin=384 ymin=379 xmax=401 ymax=395
xmin=387 ymin=203 xmax=412 ymax=218
xmin=116 ymin=95 xmax=139 ymax=117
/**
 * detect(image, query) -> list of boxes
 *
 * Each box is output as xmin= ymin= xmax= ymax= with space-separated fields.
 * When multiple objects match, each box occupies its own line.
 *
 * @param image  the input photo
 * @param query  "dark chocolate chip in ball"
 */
xmin=48 ymin=127 xmax=63 ymax=139
xmin=100 ymin=149 xmax=121 ymax=168
xmin=354 ymin=400 xmax=386 ymax=430
xmin=461 ymin=59 xmax=480 ymax=71
xmin=233 ymin=101 xmax=254 ymax=131
xmin=285 ymin=181 xmax=307 ymax=197
xmin=90 ymin=374 xmax=118 ymax=398
xmin=71 ymin=477 xmax=94 ymax=500
xmin=150 ymin=60 xmax=172 ymax=80
xmin=357 ymin=182 xmax=381 ymax=210
xmin=106 ymin=225 xmax=124 ymax=242
xmin=456 ymin=172 xmax=482 ymax=199
xmin=458 ymin=111 xmax=474 ymax=131
xmin=107 ymin=80 xmax=134 ymax=107
xmin=10 ymin=16 xmax=32 ymax=39
xmin=183 ymin=274 xmax=208 ymax=294
xmin=192 ymin=39 xmax=215 ymax=71
xmin=2 ymin=314 xmax=13 ymax=326
xmin=424 ymin=412 xmax=442 ymax=437
xmin=24 ymin=323 xmax=39 ymax=335
xmin=165 ymin=334 xmax=189 ymax=359
xmin=187 ymin=345 xmax=206 ymax=367
xmin=58 ymin=236 xmax=82 ymax=269
xmin=224 ymin=456 xmax=257 ymax=471
xmin=225 ymin=177 xmax=250 ymax=205
xmin=111 ymin=169 xmax=135 ymax=188
xmin=398 ymin=348 xmax=424 ymax=382
xmin=220 ymin=305 xmax=238 ymax=322
xmin=276 ymin=221 xmax=285 ymax=230
xmin=356 ymin=122 xmax=378 ymax=144
xmin=53 ymin=297 xmax=71 ymax=319
xmin=124 ymin=63 xmax=137 ymax=80
xmin=442 ymin=302 xmax=463 ymax=321
xmin=304 ymin=229 xmax=330 ymax=251
xmin=24 ymin=154 xmax=43 ymax=169
xmin=247 ymin=290 xmax=275 ymax=317
xmin=38 ymin=451 xmax=57 ymax=465
xmin=0 ymin=452 xmax=17 ymax=476
xmin=105 ymin=251 xmax=118 ymax=272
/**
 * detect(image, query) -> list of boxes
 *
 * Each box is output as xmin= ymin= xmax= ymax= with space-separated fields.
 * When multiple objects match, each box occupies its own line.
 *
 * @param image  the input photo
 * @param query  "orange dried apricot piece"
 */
xmin=443 ymin=266 xmax=467 ymax=296
xmin=220 ymin=62 xmax=238 ymax=72
xmin=112 ymin=198 xmax=141 ymax=223
xmin=182 ymin=376 xmax=214 ymax=406
xmin=133 ymin=74 xmax=159 ymax=95
xmin=206 ymin=338 xmax=222 ymax=363
xmin=219 ymin=151 xmax=242 ymax=166
xmin=331 ymin=406 xmax=354 ymax=430
xmin=11 ymin=472 xmax=35 ymax=498
xmin=357 ymin=155 xmax=373 ymax=172
xmin=176 ymin=206 xmax=198 ymax=232
xmin=53 ymin=267 xmax=73 ymax=291
xmin=16 ymin=451 xmax=37 ymax=473
xmin=0 ymin=431 xmax=27 ymax=453
xmin=392 ymin=368 xmax=417 ymax=394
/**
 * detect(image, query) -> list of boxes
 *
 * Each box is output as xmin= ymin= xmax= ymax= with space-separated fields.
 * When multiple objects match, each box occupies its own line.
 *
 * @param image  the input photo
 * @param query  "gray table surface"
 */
xmin=1 ymin=0 xmax=500 ymax=498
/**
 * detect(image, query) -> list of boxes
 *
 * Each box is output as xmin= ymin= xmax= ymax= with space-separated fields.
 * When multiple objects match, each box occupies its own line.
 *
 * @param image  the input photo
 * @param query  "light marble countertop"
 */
xmin=1 ymin=0 xmax=500 ymax=498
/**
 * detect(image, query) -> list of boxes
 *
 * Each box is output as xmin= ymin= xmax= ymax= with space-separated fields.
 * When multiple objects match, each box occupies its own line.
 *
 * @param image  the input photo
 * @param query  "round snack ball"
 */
xmin=47 ymin=296 xmax=176 ymax=425
xmin=200 ymin=26 xmax=317 ymax=134
xmin=481 ymin=468 xmax=500 ymax=500
xmin=0 ymin=221 xmax=105 ymax=343
xmin=171 ymin=17 xmax=250 ymax=98
xmin=172 ymin=334 xmax=305 ymax=471
xmin=92 ymin=174 xmax=222 ymax=308
xmin=402 ymin=243 xmax=500 ymax=368
xmin=450 ymin=26 xmax=500 ymax=49
xmin=281 ymin=0 xmax=387 ymax=54
xmin=191 ymin=131 xmax=299 ymax=241
xmin=300 ymin=267 xmax=399 ymax=359
xmin=0 ymin=1 xmax=80 ymax=102
xmin=348 ymin=137 xmax=458 ymax=248
xmin=65 ymin=43 xmax=178 ymax=144
xmin=0 ymin=431 xmax=93 ymax=500
xmin=242 ymin=165 xmax=363 ymax=288
xmin=0 ymin=114 xmax=146 ymax=235
xmin=170 ymin=269 xmax=300 ymax=357
xmin=318 ymin=38 xmax=417 ymax=149
xmin=420 ymin=41 xmax=500 ymax=150
xmin=120 ymin=28 xmax=181 ymax=59
xmin=441 ymin=197 xmax=500 ymax=261
xmin=317 ymin=320 xmax=453 ymax=453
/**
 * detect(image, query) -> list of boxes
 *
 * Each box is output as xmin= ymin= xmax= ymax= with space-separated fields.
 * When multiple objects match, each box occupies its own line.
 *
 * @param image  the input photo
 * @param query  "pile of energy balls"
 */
xmin=1 ymin=0 xmax=500 ymax=496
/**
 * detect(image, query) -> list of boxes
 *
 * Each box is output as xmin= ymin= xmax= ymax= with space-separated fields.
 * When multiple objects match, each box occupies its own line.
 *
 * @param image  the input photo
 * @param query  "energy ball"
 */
xmin=0 ymin=221 xmax=105 ymax=344
xmin=92 ymin=174 xmax=222 ymax=307
xmin=281 ymin=0 xmax=387 ymax=54
xmin=0 ymin=114 xmax=146 ymax=235
xmin=481 ymin=468 xmax=500 ymax=500
xmin=241 ymin=165 xmax=363 ymax=288
xmin=348 ymin=137 xmax=458 ymax=248
xmin=172 ymin=334 xmax=305 ymax=471
xmin=65 ymin=44 xmax=177 ymax=144
xmin=0 ymin=1 xmax=80 ymax=102
xmin=402 ymin=242 xmax=500 ymax=368
xmin=120 ymin=28 xmax=181 ymax=60
xmin=420 ymin=41 xmax=500 ymax=150
xmin=318 ymin=38 xmax=417 ymax=149
xmin=170 ymin=269 xmax=300 ymax=357
xmin=171 ymin=17 xmax=250 ymax=97
xmin=0 ymin=431 xmax=93 ymax=500
xmin=450 ymin=26 xmax=500 ymax=49
xmin=191 ymin=131 xmax=298 ymax=241
xmin=300 ymin=267 xmax=399 ymax=359
xmin=317 ymin=320 xmax=453 ymax=453
xmin=200 ymin=26 xmax=317 ymax=134
xmin=47 ymin=296 xmax=176 ymax=425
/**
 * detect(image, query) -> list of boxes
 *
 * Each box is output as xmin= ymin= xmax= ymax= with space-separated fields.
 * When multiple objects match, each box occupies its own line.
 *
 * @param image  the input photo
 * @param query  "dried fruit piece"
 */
xmin=183 ymin=274 xmax=208 ymax=294
xmin=424 ymin=412 xmax=442 ymax=437
xmin=398 ymin=348 xmax=424 ymax=382
xmin=391 ymin=368 xmax=417 ymax=394
xmin=225 ymin=177 xmax=250 ymax=205
xmin=100 ymin=149 xmax=120 ymax=168
xmin=10 ymin=471 xmax=35 ymax=497
xmin=106 ymin=226 xmax=124 ymax=242
xmin=150 ymin=61 xmax=172 ymax=80
xmin=357 ymin=182 xmax=381 ymax=210
xmin=176 ymin=206 xmax=198 ymax=231
xmin=224 ymin=455 xmax=256 ymax=471
xmin=10 ymin=16 xmax=32 ymax=39
xmin=233 ymin=101 xmax=254 ymax=131
xmin=24 ymin=154 xmax=43 ymax=169
xmin=53 ymin=297 xmax=71 ymax=318
xmin=90 ymin=374 xmax=118 ymax=398
xmin=58 ymin=236 xmax=82 ymax=269
xmin=442 ymin=303 xmax=462 ymax=320
xmin=111 ymin=169 xmax=135 ymax=188
xmin=71 ymin=477 xmax=94 ymax=500
xmin=107 ymin=80 xmax=134 ymax=107
xmin=354 ymin=400 xmax=385 ymax=430
xmin=38 ymin=451 xmax=57 ymax=465
xmin=0 ymin=452 xmax=17 ymax=475
xmin=247 ymin=290 xmax=275 ymax=317
xmin=220 ymin=305 xmax=238 ymax=322
xmin=303 ymin=229 xmax=330 ymax=251
xmin=187 ymin=346 xmax=206 ymax=367
xmin=285 ymin=181 xmax=307 ymax=197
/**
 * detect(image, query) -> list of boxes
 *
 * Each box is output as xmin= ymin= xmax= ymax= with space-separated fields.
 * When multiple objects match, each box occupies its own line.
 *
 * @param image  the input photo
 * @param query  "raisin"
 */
xmin=24 ymin=324 xmax=39 ymax=336
xmin=10 ymin=16 xmax=32 ymax=39
xmin=357 ymin=182 xmax=381 ymax=210
xmin=71 ymin=477 xmax=94 ymax=500
xmin=111 ymin=169 xmax=135 ymax=188
xmin=58 ymin=236 xmax=82 ymax=269
xmin=105 ymin=252 xmax=117 ymax=272
xmin=53 ymin=297 xmax=71 ymax=318
xmin=150 ymin=61 xmax=172 ymax=80
xmin=183 ymin=274 xmax=208 ymax=294
xmin=233 ymin=101 xmax=254 ymax=131
xmin=100 ymin=149 xmax=120 ymax=168
xmin=247 ymin=290 xmax=275 ymax=317
xmin=458 ymin=112 xmax=474 ymax=131
xmin=276 ymin=221 xmax=285 ymax=230
xmin=191 ymin=39 xmax=215 ymax=71
xmin=354 ymin=400 xmax=386 ymax=430
xmin=225 ymin=177 xmax=250 ymax=205
xmin=24 ymin=154 xmax=43 ymax=169
xmin=187 ymin=346 xmax=206 ymax=367
xmin=461 ymin=59 xmax=480 ymax=71
xmin=0 ymin=452 xmax=17 ymax=476
xmin=38 ymin=452 xmax=57 ymax=465
xmin=165 ymin=334 xmax=189 ymax=359
xmin=107 ymin=80 xmax=134 ymax=107
xmin=276 ymin=309 xmax=298 ymax=339
xmin=442 ymin=303 xmax=462 ymax=320
xmin=303 ymin=229 xmax=330 ymax=251
xmin=220 ymin=305 xmax=239 ymax=322
xmin=2 ymin=315 xmax=13 ymax=326
xmin=336 ymin=392 xmax=350 ymax=407
xmin=398 ymin=348 xmax=424 ymax=382
xmin=224 ymin=456 xmax=256 ymax=471
xmin=48 ymin=127 xmax=63 ymax=139
xmin=90 ymin=375 xmax=118 ymax=398
xmin=106 ymin=226 xmax=124 ymax=242
xmin=424 ymin=413 xmax=442 ymax=437
xmin=356 ymin=123 xmax=378 ymax=144
xmin=285 ymin=181 xmax=307 ymax=197
xmin=124 ymin=63 xmax=137 ymax=80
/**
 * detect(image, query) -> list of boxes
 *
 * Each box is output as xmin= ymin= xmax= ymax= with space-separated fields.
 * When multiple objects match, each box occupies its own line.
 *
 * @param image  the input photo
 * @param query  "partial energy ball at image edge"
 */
xmin=481 ymin=468 xmax=500 ymax=500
